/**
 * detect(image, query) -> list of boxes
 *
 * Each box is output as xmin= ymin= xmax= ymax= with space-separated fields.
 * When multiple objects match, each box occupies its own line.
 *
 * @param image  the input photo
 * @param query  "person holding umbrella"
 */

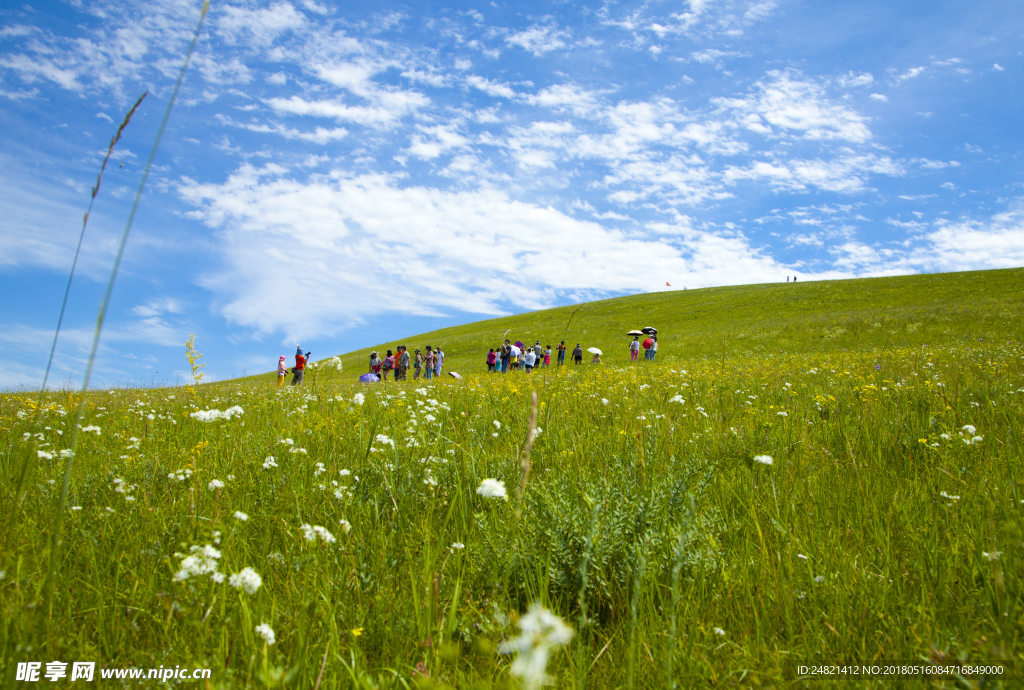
xmin=629 ymin=335 xmax=640 ymax=362
xmin=588 ymin=346 xmax=602 ymax=364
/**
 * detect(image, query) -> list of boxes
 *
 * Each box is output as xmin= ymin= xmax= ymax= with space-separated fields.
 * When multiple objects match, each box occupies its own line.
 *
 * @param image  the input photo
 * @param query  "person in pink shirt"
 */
xmin=276 ymin=356 xmax=287 ymax=386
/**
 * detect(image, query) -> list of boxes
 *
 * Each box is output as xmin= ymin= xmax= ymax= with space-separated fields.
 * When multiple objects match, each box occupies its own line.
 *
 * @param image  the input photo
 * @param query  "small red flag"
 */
xmin=666 ymin=281 xmax=671 ymax=286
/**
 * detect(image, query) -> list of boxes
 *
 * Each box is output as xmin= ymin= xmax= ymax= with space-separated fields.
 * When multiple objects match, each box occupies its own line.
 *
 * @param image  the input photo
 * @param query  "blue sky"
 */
xmin=1 ymin=0 xmax=1022 ymax=388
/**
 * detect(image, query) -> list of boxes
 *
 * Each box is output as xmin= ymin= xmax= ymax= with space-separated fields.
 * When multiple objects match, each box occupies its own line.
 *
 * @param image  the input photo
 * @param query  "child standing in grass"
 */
xmin=543 ymin=345 xmax=551 ymax=367
xmin=277 ymin=356 xmax=287 ymax=386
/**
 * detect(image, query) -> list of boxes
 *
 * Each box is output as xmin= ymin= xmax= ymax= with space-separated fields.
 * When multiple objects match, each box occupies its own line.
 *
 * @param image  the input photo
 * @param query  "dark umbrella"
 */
xmin=626 ymin=329 xmax=644 ymax=336
xmin=358 ymin=373 xmax=380 ymax=383
xmin=514 ymin=340 xmax=525 ymax=349
xmin=642 ymin=326 xmax=658 ymax=335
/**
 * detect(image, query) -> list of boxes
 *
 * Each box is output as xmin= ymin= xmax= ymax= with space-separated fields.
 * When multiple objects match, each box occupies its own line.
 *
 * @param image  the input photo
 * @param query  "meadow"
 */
xmin=2 ymin=268 xmax=1024 ymax=688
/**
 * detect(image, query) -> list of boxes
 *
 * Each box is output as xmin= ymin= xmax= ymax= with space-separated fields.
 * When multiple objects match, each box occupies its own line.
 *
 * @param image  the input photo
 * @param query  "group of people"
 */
xmin=277 ymin=345 xmax=311 ymax=386
xmin=369 ymin=345 xmax=444 ymax=381
xmin=276 ymin=332 xmax=661 ymax=386
xmin=484 ymin=340 xmax=603 ymax=373
xmin=628 ymin=334 xmax=659 ymax=361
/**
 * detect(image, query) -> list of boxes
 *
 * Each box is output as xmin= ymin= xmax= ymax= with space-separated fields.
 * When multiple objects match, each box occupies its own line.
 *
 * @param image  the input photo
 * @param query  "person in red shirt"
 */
xmin=292 ymin=350 xmax=308 ymax=386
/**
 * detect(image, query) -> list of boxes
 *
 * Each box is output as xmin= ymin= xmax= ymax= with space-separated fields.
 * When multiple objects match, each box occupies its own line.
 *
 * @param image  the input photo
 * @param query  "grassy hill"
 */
xmin=4 ymin=267 xmax=1024 ymax=688
xmin=278 ymin=267 xmax=1024 ymax=383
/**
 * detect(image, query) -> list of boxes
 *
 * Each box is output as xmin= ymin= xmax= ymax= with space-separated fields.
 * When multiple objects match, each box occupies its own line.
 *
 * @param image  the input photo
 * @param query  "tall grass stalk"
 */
xmin=44 ymin=0 xmax=211 ymax=614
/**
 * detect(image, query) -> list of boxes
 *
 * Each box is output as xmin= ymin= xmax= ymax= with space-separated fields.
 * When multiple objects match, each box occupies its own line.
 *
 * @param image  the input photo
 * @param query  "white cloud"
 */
xmin=869 ymin=93 xmax=887 ymax=102
xmin=505 ymin=24 xmax=569 ymax=56
xmin=465 ymin=75 xmax=517 ymax=99
xmin=217 ymin=2 xmax=306 ymax=47
xmin=993 ymin=63 xmax=1004 ymax=71
xmin=717 ymin=70 xmax=872 ymax=142
xmin=893 ymin=66 xmax=925 ymax=84
xmin=178 ymin=165 xmax=802 ymax=339
xmin=838 ymin=71 xmax=874 ymax=88
xmin=525 ymin=83 xmax=602 ymax=115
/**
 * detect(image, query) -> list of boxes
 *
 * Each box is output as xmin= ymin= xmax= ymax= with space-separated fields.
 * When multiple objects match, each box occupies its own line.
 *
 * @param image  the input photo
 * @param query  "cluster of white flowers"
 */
xmin=352 ymin=393 xmax=365 ymax=406
xmin=960 ymin=425 xmax=983 ymax=445
xmin=338 ymin=518 xmax=352 ymax=534
xmin=776 ymin=411 xmax=789 ymax=417
xmin=37 ymin=450 xmax=53 ymax=460
xmin=228 ymin=567 xmax=263 ymax=594
xmin=234 ymin=511 xmax=249 ymax=522
xmin=314 ymin=462 xmax=326 ymax=477
xmin=498 ymin=603 xmax=574 ymax=690
xmin=208 ymin=479 xmax=225 ymax=491
xmin=190 ymin=406 xmax=244 ymax=422
xmin=112 ymin=477 xmax=138 ymax=502
xmin=531 ymin=427 xmax=543 ymax=440
xmin=450 ymin=542 xmax=465 ymax=551
xmin=668 ymin=395 xmax=685 ymax=404
xmin=263 ymin=457 xmax=278 ymax=469
xmin=168 ymin=468 xmax=193 ymax=482
xmin=754 ymin=455 xmax=774 ymax=466
xmin=301 ymin=523 xmax=336 ymax=545
xmin=477 ymin=478 xmax=507 ymax=500
xmin=255 ymin=623 xmax=276 ymax=646
xmin=174 ymin=544 xmax=222 ymax=582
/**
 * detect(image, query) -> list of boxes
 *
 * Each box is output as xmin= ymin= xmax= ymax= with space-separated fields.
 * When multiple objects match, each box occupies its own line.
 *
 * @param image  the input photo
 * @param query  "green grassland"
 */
xmin=2 ymin=268 xmax=1024 ymax=688
xmin=276 ymin=267 xmax=1023 ymax=382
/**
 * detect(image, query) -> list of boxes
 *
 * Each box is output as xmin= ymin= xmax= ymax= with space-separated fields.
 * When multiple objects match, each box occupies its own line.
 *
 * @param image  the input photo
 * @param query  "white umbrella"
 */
xmin=509 ymin=346 xmax=521 ymax=357
xmin=587 ymin=347 xmax=602 ymax=355
xmin=448 ymin=371 xmax=463 ymax=380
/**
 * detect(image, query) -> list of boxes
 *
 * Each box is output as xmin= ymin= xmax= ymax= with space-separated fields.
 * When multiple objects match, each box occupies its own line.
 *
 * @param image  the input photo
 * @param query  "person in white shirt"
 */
xmin=435 ymin=347 xmax=444 ymax=376
xmin=524 ymin=348 xmax=536 ymax=371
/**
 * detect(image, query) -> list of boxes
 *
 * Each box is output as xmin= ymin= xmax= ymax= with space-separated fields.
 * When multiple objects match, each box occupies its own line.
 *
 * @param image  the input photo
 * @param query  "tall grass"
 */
xmin=2 ymin=287 xmax=1022 ymax=686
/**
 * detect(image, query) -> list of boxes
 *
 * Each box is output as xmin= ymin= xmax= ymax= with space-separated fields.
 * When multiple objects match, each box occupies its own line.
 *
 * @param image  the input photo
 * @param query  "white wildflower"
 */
xmin=754 ymin=455 xmax=773 ymax=466
xmin=776 ymin=411 xmax=788 ymax=417
xmin=493 ymin=420 xmax=501 ymax=429
xmin=498 ymin=603 xmax=574 ymax=690
xmin=940 ymin=491 xmax=960 ymax=501
xmin=982 ymin=551 xmax=1001 ymax=562
xmin=338 ymin=519 xmax=352 ymax=534
xmin=531 ymin=427 xmax=543 ymax=439
xmin=601 ymin=398 xmax=609 ymax=405
xmin=255 ymin=623 xmax=276 ymax=646
xmin=234 ymin=511 xmax=249 ymax=521
xmin=352 ymin=393 xmax=365 ymax=406
xmin=374 ymin=434 xmax=395 ymax=448
xmin=228 ymin=567 xmax=262 ymax=594
xmin=339 ymin=469 xmax=350 ymax=476
xmin=451 ymin=542 xmax=465 ymax=551
xmin=208 ymin=479 xmax=224 ymax=491
xmin=300 ymin=523 xmax=336 ymax=545
xmin=961 ymin=424 xmax=977 ymax=436
xmin=174 ymin=544 xmax=221 ymax=582
xmin=477 ymin=478 xmax=507 ymax=500
xmin=81 ymin=425 xmax=101 ymax=434
xmin=263 ymin=456 xmax=278 ymax=469
xmin=797 ymin=554 xmax=808 ymax=560
xmin=713 ymin=627 xmax=726 ymax=636
xmin=37 ymin=450 xmax=54 ymax=459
